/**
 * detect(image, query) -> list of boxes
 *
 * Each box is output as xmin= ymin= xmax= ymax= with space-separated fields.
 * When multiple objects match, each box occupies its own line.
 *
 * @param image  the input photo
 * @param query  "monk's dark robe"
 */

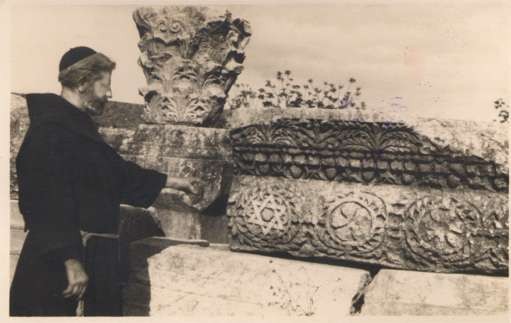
xmin=10 ymin=93 xmax=167 ymax=316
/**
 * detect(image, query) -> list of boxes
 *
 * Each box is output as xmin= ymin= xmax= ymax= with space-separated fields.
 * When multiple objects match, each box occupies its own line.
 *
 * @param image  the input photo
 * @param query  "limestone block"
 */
xmin=227 ymin=105 xmax=508 ymax=171
xmin=10 ymin=200 xmax=23 ymax=229
xmin=123 ymin=242 xmax=370 ymax=317
xmin=151 ymin=208 xmax=201 ymax=240
xmin=121 ymin=124 xmax=231 ymax=160
xmin=11 ymin=229 xmax=25 ymax=283
xmin=10 ymin=228 xmax=26 ymax=254
xmin=97 ymin=127 xmax=136 ymax=152
xmin=10 ymin=254 xmax=19 ymax=283
xmin=361 ymin=269 xmax=509 ymax=315
xmin=10 ymin=94 xmax=30 ymax=199
xmin=127 ymin=237 xmax=209 ymax=270
xmin=104 ymin=124 xmax=232 ymax=238
xmin=227 ymin=176 xmax=508 ymax=274
xmin=92 ymin=100 xmax=145 ymax=130
xmin=10 ymin=200 xmax=25 ymax=284
xmin=133 ymin=6 xmax=251 ymax=126
xmin=147 ymin=157 xmax=228 ymax=212
xmin=230 ymin=118 xmax=508 ymax=192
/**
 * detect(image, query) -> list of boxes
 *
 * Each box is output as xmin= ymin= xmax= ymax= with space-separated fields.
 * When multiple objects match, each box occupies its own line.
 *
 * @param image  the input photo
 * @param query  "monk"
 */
xmin=10 ymin=46 xmax=196 ymax=316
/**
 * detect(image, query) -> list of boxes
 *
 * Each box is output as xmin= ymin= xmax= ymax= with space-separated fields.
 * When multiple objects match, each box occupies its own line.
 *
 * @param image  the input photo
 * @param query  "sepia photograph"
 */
xmin=4 ymin=0 xmax=509 ymax=320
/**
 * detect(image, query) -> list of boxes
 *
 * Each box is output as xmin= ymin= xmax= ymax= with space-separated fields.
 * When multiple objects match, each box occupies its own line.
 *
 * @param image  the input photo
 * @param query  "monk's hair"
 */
xmin=58 ymin=53 xmax=116 ymax=89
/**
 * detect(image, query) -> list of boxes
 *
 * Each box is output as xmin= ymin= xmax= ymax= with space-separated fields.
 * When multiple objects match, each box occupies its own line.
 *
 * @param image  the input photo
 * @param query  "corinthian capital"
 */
xmin=133 ymin=6 xmax=251 ymax=126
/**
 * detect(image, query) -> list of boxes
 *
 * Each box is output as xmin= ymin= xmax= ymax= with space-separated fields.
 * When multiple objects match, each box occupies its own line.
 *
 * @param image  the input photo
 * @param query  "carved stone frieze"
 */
xmin=229 ymin=119 xmax=509 ymax=192
xmin=227 ymin=176 xmax=509 ymax=274
xmin=133 ymin=6 xmax=251 ymax=125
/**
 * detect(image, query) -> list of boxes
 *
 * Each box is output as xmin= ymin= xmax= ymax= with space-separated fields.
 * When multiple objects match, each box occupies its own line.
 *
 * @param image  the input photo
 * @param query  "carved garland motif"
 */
xmin=230 ymin=119 xmax=508 ymax=192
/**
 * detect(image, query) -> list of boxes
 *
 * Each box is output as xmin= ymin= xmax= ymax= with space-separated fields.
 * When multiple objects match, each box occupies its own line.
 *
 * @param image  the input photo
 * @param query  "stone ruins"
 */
xmin=10 ymin=5 xmax=509 ymax=317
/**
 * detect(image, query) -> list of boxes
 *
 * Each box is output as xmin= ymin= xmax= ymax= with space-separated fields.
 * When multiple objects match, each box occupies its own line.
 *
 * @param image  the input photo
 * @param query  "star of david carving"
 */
xmin=246 ymin=193 xmax=289 ymax=236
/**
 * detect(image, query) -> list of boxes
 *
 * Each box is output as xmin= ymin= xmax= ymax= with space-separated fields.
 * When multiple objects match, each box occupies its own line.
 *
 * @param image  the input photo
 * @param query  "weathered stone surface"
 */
xmin=10 ymin=94 xmax=30 ymax=199
xmin=118 ymin=124 xmax=231 ymax=160
xmin=361 ymin=269 xmax=508 ymax=315
xmin=230 ymin=118 xmax=508 ymax=192
xmin=10 ymin=254 xmax=20 ymax=283
xmin=92 ymin=100 xmax=145 ymax=130
xmin=10 ymin=199 xmax=24 ymax=229
xmin=10 ymin=200 xmax=25 ymax=283
xmin=226 ymin=105 xmax=508 ymax=167
xmin=108 ymin=124 xmax=232 ymax=236
xmin=97 ymin=127 xmax=137 ymax=152
xmin=150 ymin=208 xmax=201 ymax=239
xmin=10 ymin=226 xmax=26 ymax=283
xmin=151 ymin=157 xmax=228 ymax=212
xmin=123 ymin=242 xmax=370 ymax=317
xmin=227 ymin=176 xmax=508 ymax=274
xmin=133 ymin=6 xmax=251 ymax=126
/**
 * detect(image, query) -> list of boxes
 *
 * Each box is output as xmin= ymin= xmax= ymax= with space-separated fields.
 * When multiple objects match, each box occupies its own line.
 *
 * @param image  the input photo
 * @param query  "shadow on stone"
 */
xmin=118 ymin=206 xmax=165 ymax=316
xmin=199 ymin=163 xmax=234 ymax=244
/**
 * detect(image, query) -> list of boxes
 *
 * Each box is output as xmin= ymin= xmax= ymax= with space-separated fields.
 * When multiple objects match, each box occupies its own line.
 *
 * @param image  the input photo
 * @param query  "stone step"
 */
xmin=360 ymin=269 xmax=508 ymax=315
xmin=123 ymin=238 xmax=371 ymax=317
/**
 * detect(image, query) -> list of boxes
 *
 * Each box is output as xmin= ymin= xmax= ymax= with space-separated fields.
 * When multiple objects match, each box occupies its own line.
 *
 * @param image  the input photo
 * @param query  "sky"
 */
xmin=9 ymin=1 xmax=511 ymax=121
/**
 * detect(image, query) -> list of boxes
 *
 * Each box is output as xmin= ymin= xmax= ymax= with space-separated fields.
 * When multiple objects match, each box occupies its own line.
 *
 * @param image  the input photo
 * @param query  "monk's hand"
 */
xmin=63 ymin=258 xmax=89 ymax=299
xmin=146 ymin=206 xmax=162 ymax=228
xmin=160 ymin=187 xmax=193 ymax=205
xmin=166 ymin=177 xmax=200 ymax=195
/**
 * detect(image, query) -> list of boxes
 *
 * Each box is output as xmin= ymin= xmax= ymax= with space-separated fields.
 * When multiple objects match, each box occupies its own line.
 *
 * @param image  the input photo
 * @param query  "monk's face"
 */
xmin=82 ymin=71 xmax=112 ymax=116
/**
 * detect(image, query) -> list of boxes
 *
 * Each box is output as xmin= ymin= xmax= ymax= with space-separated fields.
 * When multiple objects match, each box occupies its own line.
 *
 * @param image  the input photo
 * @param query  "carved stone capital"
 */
xmin=133 ymin=6 xmax=251 ymax=126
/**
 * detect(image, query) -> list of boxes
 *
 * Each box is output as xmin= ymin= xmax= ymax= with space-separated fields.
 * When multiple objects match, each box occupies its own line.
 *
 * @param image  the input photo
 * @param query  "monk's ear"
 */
xmin=77 ymin=81 xmax=90 ymax=94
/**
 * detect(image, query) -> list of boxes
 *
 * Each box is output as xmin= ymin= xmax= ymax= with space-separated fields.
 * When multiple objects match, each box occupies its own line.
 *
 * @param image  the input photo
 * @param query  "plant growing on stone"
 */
xmin=493 ymin=98 xmax=509 ymax=124
xmin=228 ymin=70 xmax=366 ymax=111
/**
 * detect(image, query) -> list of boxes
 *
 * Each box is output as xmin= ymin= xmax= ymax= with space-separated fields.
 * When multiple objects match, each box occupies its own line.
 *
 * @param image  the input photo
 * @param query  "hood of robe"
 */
xmin=25 ymin=93 xmax=103 ymax=143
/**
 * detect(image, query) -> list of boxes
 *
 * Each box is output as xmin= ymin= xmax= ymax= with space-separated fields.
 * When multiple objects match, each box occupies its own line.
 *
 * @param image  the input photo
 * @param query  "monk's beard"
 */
xmin=82 ymin=91 xmax=108 ymax=116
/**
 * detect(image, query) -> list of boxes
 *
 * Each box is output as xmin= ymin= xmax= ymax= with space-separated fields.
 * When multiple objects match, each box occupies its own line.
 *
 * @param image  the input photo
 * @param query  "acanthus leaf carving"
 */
xmin=133 ymin=6 xmax=251 ymax=126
